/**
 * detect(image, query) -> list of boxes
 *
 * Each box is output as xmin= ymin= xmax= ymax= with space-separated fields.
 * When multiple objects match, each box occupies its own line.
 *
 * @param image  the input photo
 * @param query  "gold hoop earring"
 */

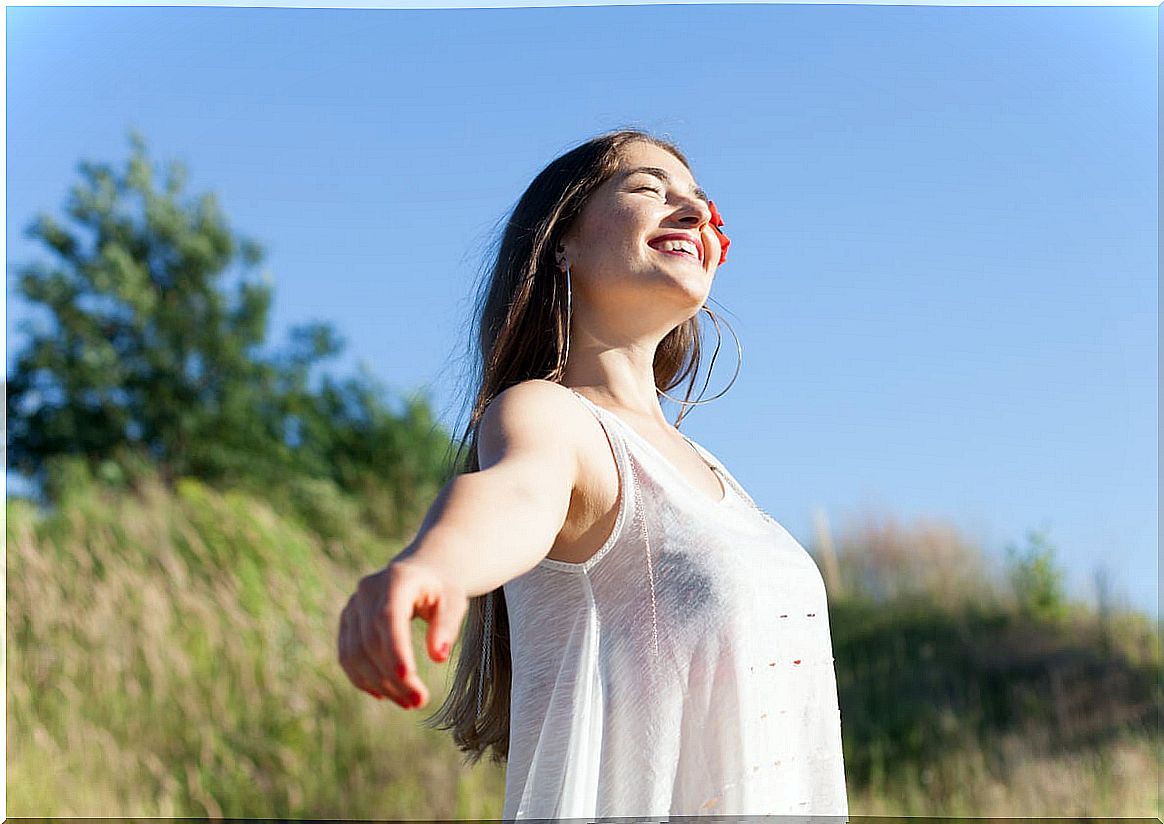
xmin=656 ymin=305 xmax=743 ymax=407
xmin=554 ymin=261 xmax=741 ymax=409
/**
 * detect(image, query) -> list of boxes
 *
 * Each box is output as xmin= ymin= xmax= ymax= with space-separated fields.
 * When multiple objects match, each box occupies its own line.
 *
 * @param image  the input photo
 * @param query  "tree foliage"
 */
xmin=1004 ymin=527 xmax=1069 ymax=623
xmin=7 ymin=129 xmax=452 ymax=535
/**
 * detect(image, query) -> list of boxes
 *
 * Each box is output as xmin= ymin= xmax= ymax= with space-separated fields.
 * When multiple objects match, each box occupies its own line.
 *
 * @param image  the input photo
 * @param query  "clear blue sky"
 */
xmin=5 ymin=5 xmax=1157 ymax=617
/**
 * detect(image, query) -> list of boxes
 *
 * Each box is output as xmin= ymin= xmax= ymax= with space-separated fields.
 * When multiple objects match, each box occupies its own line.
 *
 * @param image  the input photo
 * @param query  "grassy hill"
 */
xmin=6 ymin=475 xmax=1160 ymax=817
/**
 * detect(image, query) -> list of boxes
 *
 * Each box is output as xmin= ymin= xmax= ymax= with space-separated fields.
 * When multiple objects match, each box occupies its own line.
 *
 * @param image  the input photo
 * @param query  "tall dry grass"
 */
xmin=7 ymin=477 xmax=1160 ymax=817
xmin=814 ymin=507 xmax=1161 ymax=816
xmin=7 ymin=476 xmax=504 ymax=818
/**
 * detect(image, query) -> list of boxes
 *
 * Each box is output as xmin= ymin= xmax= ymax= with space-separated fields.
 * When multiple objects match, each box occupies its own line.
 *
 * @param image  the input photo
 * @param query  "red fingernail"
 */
xmin=437 ymin=641 xmax=450 ymax=659
xmin=396 ymin=662 xmax=407 ymax=679
xmin=410 ymin=691 xmax=423 ymax=707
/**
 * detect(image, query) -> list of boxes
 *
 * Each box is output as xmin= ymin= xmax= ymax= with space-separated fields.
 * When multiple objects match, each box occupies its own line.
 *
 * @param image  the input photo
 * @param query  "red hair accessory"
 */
xmin=708 ymin=199 xmax=731 ymax=266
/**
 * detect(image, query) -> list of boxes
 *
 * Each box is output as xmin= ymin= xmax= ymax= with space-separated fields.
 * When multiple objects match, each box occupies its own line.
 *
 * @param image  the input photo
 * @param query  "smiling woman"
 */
xmin=336 ymin=128 xmax=848 ymax=820
xmin=617 ymin=164 xmax=731 ymax=265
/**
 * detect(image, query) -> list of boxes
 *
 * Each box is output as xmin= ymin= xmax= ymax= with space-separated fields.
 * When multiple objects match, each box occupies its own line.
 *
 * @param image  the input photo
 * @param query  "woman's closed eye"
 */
xmin=635 ymin=185 xmax=664 ymax=195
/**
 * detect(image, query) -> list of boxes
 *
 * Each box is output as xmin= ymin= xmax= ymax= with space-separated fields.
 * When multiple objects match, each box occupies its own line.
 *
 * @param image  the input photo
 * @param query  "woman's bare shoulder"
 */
xmin=482 ymin=378 xmax=585 ymax=427
xmin=476 ymin=379 xmax=593 ymax=472
xmin=484 ymin=377 xmax=619 ymax=560
xmin=479 ymin=379 xmax=617 ymax=555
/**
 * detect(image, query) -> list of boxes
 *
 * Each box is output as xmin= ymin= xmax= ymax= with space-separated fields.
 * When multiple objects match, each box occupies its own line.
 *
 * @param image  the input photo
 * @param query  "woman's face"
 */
xmin=558 ymin=141 xmax=722 ymax=322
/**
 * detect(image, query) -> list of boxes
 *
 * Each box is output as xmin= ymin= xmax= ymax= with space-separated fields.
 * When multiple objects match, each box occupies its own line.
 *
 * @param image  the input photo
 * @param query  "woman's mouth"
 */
xmin=647 ymin=238 xmax=703 ymax=265
xmin=654 ymin=248 xmax=702 ymax=266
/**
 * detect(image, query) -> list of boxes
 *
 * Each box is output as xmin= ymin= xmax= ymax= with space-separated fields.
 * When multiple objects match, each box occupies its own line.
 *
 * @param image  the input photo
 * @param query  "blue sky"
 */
xmin=5 ymin=4 xmax=1157 ymax=617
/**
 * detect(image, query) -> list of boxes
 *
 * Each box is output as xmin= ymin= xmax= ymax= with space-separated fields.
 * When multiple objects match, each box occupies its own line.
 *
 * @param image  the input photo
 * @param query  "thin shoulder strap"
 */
xmin=566 ymin=389 xmax=659 ymax=458
xmin=566 ymin=388 xmax=633 ymax=473
xmin=566 ymin=387 xmax=602 ymax=417
xmin=565 ymin=388 xmax=660 ymax=654
xmin=684 ymin=435 xmax=775 ymax=524
xmin=566 ymin=388 xmax=621 ymax=438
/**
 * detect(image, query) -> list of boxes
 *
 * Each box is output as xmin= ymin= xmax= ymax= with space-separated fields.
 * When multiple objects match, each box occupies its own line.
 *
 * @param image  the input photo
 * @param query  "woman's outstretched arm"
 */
xmin=337 ymin=379 xmax=583 ymax=708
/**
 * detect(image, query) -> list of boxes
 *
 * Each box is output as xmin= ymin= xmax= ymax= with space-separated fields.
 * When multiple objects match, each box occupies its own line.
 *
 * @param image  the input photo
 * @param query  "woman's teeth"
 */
xmin=652 ymin=240 xmax=699 ymax=259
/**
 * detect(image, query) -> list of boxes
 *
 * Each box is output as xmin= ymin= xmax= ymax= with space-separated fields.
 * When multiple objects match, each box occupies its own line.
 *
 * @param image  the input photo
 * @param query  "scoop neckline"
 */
xmin=569 ymin=389 xmax=731 ymax=508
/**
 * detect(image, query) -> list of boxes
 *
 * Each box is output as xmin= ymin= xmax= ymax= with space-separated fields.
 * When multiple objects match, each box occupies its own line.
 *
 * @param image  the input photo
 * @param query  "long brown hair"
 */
xmin=422 ymin=126 xmax=732 ymax=765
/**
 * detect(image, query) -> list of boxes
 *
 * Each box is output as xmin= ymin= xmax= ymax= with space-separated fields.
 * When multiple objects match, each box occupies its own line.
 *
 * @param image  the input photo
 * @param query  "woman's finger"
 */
xmin=340 ymin=618 xmax=389 ymax=701
xmin=378 ymin=578 xmax=427 ymax=706
xmin=425 ymin=587 xmax=467 ymax=664
xmin=353 ymin=601 xmax=414 ymax=707
xmin=339 ymin=602 xmax=387 ymax=698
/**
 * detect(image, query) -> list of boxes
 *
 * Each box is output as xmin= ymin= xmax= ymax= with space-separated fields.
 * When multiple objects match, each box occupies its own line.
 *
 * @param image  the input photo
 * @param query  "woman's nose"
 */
xmin=673 ymin=195 xmax=711 ymax=225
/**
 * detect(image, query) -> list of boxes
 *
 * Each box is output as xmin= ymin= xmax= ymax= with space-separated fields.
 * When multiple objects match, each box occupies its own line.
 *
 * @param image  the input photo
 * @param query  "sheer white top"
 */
xmin=501 ymin=389 xmax=849 ymax=821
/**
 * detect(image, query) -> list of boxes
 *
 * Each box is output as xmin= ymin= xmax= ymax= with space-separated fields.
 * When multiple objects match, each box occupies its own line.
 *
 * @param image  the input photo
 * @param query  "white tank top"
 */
xmin=500 ymin=388 xmax=849 ymax=821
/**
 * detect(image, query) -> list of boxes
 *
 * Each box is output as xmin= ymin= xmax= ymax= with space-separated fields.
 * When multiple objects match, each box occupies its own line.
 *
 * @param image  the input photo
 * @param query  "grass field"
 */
xmin=7 ymin=474 xmax=1160 ymax=817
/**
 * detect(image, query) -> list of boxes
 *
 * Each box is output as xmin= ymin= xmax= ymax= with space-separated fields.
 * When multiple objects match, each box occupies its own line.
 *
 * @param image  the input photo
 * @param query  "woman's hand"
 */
xmin=337 ymin=557 xmax=468 ymax=709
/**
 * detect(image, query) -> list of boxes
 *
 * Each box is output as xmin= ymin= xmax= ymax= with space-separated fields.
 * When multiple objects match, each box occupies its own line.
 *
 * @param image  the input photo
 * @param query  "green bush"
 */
xmin=1005 ymin=528 xmax=1069 ymax=623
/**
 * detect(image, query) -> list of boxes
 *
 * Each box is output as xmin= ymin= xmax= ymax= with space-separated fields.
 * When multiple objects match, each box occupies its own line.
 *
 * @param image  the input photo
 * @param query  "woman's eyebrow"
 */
xmin=623 ymin=166 xmax=709 ymax=205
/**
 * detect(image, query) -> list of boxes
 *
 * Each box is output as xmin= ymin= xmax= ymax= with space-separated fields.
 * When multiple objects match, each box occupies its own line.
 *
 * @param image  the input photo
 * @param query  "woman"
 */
xmin=337 ymin=128 xmax=848 ymax=820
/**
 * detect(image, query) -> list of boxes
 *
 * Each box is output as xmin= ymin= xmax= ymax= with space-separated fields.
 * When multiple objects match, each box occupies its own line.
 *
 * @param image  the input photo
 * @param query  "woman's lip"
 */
xmin=648 ymin=235 xmax=703 ymax=263
xmin=652 ymin=247 xmax=703 ymax=265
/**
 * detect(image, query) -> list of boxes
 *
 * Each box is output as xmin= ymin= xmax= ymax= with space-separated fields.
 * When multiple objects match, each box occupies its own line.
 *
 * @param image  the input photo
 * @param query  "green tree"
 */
xmin=1004 ymin=527 xmax=1069 ymax=623
xmin=6 ymin=128 xmax=452 ymax=529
